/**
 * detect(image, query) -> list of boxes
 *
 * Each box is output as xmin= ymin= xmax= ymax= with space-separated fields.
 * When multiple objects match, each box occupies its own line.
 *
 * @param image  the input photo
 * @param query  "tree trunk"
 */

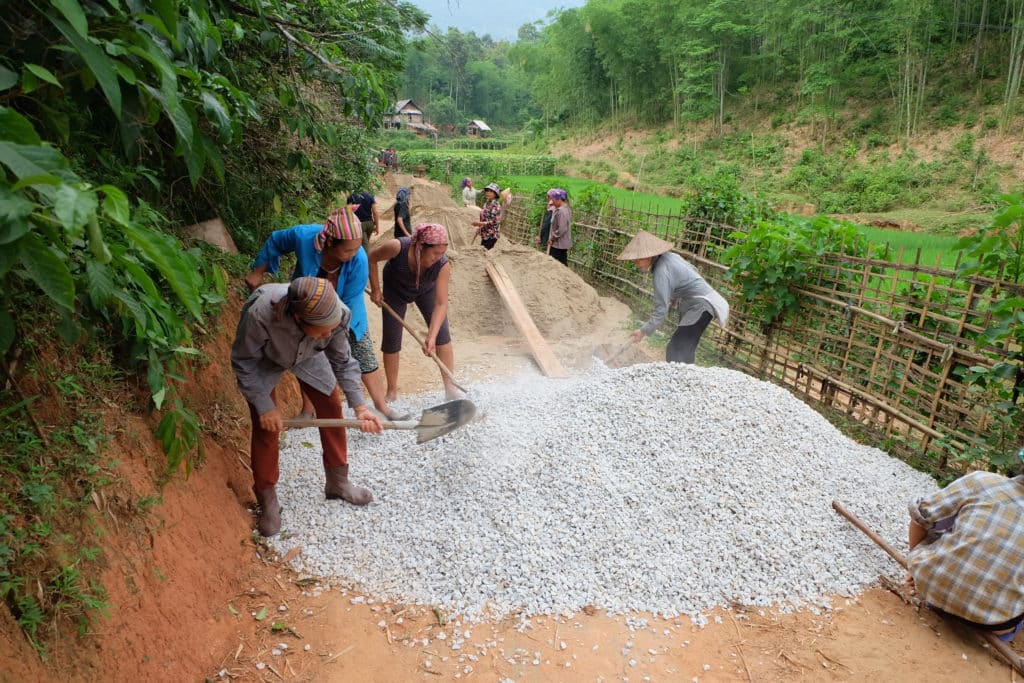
xmin=671 ymin=58 xmax=680 ymax=127
xmin=951 ymin=0 xmax=961 ymax=46
xmin=1004 ymin=1 xmax=1024 ymax=127
xmin=718 ymin=47 xmax=727 ymax=136
xmin=972 ymin=0 xmax=989 ymax=74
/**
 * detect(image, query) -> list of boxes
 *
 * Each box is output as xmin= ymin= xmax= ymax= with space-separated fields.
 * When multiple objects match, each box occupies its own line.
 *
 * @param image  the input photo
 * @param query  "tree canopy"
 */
xmin=399 ymin=0 xmax=1024 ymax=133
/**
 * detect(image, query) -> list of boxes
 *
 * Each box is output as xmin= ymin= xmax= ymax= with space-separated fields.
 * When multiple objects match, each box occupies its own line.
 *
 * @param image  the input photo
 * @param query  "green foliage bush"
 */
xmin=723 ymin=215 xmax=874 ymax=325
xmin=932 ymin=105 xmax=960 ymax=128
xmin=783 ymin=148 xmax=975 ymax=212
xmin=401 ymin=151 xmax=556 ymax=182
xmin=683 ymin=169 xmax=775 ymax=227
xmin=851 ymin=107 xmax=889 ymax=137
xmin=949 ymin=192 xmax=1024 ymax=471
xmin=0 ymin=0 xmax=425 ymax=652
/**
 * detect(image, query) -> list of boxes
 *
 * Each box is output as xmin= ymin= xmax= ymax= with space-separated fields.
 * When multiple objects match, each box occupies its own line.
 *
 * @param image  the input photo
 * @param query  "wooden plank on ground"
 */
xmin=484 ymin=261 xmax=568 ymax=378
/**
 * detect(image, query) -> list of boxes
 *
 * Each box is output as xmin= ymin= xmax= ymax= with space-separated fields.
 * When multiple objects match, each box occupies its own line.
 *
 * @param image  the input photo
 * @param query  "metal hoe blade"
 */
xmin=413 ymin=398 xmax=476 ymax=444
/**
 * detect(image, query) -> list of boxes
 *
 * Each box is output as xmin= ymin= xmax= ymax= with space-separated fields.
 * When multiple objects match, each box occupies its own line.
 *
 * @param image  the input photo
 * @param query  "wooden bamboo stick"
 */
xmin=832 ymin=500 xmax=1024 ymax=676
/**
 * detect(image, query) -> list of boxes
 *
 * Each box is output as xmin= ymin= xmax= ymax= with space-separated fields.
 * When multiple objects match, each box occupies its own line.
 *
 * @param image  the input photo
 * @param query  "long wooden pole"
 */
xmin=377 ymin=299 xmax=469 ymax=395
xmin=832 ymin=500 xmax=909 ymax=565
xmin=831 ymin=500 xmax=1024 ymax=675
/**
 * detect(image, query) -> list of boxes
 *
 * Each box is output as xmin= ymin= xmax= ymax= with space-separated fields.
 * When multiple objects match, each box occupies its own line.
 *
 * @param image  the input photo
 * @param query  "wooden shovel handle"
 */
xmin=832 ymin=500 xmax=908 ymax=566
xmin=377 ymin=299 xmax=469 ymax=394
xmin=832 ymin=500 xmax=1024 ymax=675
xmin=283 ymin=417 xmax=416 ymax=430
xmin=605 ymin=342 xmax=633 ymax=365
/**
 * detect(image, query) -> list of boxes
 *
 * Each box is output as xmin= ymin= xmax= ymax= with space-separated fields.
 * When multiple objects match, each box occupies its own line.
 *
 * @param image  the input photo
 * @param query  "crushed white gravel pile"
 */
xmin=269 ymin=363 xmax=938 ymax=621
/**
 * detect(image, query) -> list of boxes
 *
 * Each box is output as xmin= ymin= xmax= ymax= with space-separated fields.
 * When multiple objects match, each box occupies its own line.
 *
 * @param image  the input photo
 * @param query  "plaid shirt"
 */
xmin=908 ymin=472 xmax=1024 ymax=625
xmin=477 ymin=200 xmax=501 ymax=241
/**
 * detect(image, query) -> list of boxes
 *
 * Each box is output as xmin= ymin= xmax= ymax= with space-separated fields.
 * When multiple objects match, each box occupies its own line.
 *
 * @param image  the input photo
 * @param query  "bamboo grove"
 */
xmin=402 ymin=0 xmax=1024 ymax=135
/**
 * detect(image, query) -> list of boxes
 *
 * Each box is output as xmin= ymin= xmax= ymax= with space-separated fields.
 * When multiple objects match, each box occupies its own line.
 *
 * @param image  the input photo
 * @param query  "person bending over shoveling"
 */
xmin=618 ymin=230 xmax=729 ymax=364
xmin=244 ymin=207 xmax=409 ymax=423
xmin=232 ymin=277 xmax=383 ymax=537
xmin=368 ymin=223 xmax=462 ymax=401
xmin=906 ymin=445 xmax=1024 ymax=642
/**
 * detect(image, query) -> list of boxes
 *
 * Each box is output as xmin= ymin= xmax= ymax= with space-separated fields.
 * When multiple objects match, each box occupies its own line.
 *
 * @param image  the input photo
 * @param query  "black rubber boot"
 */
xmin=255 ymin=487 xmax=282 ymax=537
xmin=324 ymin=464 xmax=373 ymax=505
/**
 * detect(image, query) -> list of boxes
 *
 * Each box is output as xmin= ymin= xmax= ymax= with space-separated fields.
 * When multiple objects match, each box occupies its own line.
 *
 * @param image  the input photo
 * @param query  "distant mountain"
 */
xmin=409 ymin=0 xmax=585 ymax=41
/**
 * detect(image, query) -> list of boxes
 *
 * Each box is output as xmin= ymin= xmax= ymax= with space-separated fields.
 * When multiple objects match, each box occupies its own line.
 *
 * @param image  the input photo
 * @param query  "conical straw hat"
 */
xmin=616 ymin=230 xmax=674 ymax=260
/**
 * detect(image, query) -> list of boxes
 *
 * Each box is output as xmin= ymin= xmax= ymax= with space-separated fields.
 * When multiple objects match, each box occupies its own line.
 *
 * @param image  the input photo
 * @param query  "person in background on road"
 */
xmin=617 ymin=230 xmax=729 ymax=364
xmin=388 ymin=148 xmax=399 ymax=172
xmin=244 ymin=207 xmax=409 ymax=423
xmin=394 ymin=186 xmax=412 ymax=238
xmin=461 ymin=177 xmax=479 ymax=206
xmin=347 ymin=190 xmax=379 ymax=251
xmin=472 ymin=182 xmax=502 ymax=250
xmin=906 ymin=445 xmax=1024 ymax=642
xmin=537 ymin=191 xmax=556 ymax=248
xmin=231 ymin=277 xmax=384 ymax=537
xmin=367 ymin=223 xmax=461 ymax=401
xmin=547 ymin=188 xmax=572 ymax=266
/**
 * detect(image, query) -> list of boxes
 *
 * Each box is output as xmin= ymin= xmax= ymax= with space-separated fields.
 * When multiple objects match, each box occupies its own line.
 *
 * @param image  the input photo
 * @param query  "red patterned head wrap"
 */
xmin=410 ymin=223 xmax=449 ymax=289
xmin=316 ymin=206 xmax=361 ymax=252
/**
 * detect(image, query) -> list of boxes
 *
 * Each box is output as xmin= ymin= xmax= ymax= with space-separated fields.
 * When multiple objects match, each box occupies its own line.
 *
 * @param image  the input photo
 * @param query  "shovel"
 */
xmin=592 ymin=341 xmax=633 ymax=368
xmin=283 ymin=399 xmax=476 ymax=445
xmin=374 ymin=296 xmax=470 ymax=395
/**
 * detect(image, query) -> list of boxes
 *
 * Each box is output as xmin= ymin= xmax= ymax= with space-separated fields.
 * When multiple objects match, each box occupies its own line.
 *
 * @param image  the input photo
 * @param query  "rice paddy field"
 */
xmin=501 ymin=175 xmax=966 ymax=269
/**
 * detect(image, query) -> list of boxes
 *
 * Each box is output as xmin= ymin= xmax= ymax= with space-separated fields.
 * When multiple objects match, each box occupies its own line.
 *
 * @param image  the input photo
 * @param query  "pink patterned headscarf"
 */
xmin=410 ymin=223 xmax=449 ymax=288
xmin=315 ymin=206 xmax=361 ymax=251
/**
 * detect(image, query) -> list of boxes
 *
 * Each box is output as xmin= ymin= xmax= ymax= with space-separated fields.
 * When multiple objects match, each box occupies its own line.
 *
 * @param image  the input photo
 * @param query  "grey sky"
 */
xmin=410 ymin=0 xmax=586 ymax=41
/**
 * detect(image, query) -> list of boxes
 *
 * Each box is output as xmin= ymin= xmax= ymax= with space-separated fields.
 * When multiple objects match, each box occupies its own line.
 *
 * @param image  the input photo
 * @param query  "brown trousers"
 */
xmin=247 ymin=380 xmax=347 ymax=492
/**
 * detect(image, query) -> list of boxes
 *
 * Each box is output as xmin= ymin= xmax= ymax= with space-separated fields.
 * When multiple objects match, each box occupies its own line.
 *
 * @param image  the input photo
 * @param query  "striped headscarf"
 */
xmin=547 ymin=188 xmax=567 ymax=201
xmin=410 ymin=223 xmax=449 ymax=289
xmin=287 ymin=276 xmax=343 ymax=328
xmin=461 ymin=177 xmax=471 ymax=188
xmin=315 ymin=206 xmax=362 ymax=252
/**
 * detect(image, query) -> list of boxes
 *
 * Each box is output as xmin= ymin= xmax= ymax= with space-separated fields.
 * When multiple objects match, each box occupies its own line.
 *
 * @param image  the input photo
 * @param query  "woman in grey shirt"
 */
xmin=617 ymin=230 xmax=729 ymax=364
xmin=547 ymin=188 xmax=572 ymax=265
xmin=231 ymin=277 xmax=383 ymax=536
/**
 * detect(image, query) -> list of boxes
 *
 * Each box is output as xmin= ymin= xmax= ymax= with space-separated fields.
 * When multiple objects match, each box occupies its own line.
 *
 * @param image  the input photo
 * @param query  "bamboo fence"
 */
xmin=503 ymin=198 xmax=1023 ymax=472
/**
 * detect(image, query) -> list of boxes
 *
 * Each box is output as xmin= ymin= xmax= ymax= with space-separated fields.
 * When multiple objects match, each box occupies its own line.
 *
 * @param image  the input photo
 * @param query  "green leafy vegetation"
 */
xmin=1 ymin=0 xmax=425 ymax=654
xmin=401 ymin=29 xmax=537 ymax=128
xmin=948 ymin=193 xmax=1024 ymax=470
xmin=858 ymin=228 xmax=962 ymax=269
xmin=503 ymin=175 xmax=682 ymax=213
xmin=723 ymin=216 xmax=875 ymax=325
xmin=398 ymin=1 xmax=1023 ymax=219
xmin=400 ymin=151 xmax=555 ymax=182
xmin=0 ymin=393 xmax=112 ymax=658
xmin=374 ymin=130 xmax=523 ymax=151
xmin=506 ymin=0 xmax=1024 ymax=135
xmin=503 ymin=174 xmax=963 ymax=261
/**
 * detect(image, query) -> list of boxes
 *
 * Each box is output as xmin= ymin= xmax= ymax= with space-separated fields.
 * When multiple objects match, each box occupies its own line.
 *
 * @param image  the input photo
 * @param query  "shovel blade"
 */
xmin=414 ymin=399 xmax=477 ymax=444
xmin=593 ymin=342 xmax=632 ymax=368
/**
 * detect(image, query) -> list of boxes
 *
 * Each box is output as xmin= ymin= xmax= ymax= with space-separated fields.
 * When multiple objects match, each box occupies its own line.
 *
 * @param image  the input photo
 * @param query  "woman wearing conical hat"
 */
xmin=618 ymin=230 xmax=729 ymax=364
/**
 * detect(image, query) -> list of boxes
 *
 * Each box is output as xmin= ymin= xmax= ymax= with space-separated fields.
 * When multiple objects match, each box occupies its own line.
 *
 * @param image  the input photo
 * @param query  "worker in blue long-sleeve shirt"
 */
xmin=244 ymin=207 xmax=410 ymax=421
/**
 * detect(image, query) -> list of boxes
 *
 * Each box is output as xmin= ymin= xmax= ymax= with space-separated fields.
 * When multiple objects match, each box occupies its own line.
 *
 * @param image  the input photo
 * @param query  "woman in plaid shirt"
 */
xmin=472 ymin=182 xmax=502 ymax=250
xmin=907 ymin=446 xmax=1024 ymax=641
